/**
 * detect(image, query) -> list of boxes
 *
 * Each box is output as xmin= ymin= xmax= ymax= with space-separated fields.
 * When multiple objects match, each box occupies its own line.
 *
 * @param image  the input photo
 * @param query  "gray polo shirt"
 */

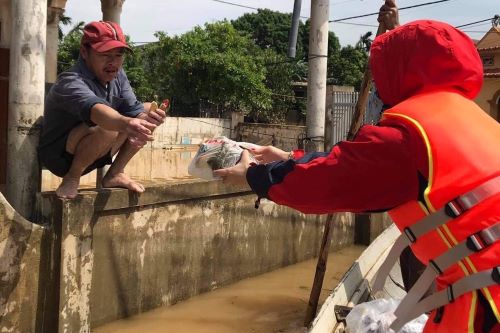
xmin=38 ymin=57 xmax=144 ymax=152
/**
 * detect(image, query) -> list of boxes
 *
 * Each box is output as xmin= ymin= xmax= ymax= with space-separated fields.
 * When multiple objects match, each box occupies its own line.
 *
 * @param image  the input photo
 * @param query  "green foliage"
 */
xmin=356 ymin=31 xmax=373 ymax=52
xmin=232 ymin=9 xmax=305 ymax=58
xmin=57 ymin=21 xmax=84 ymax=74
xmin=58 ymin=13 xmax=72 ymax=40
xmin=142 ymin=22 xmax=273 ymax=119
xmin=232 ymin=10 xmax=341 ymax=60
xmin=259 ymin=50 xmax=297 ymax=123
xmin=123 ymin=42 xmax=155 ymax=102
xmin=327 ymin=45 xmax=368 ymax=90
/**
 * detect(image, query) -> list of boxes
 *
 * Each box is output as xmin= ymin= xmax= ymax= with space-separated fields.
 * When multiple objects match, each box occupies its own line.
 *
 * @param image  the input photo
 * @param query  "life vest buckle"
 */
xmin=492 ymin=267 xmax=500 ymax=284
xmin=403 ymin=227 xmax=417 ymax=243
xmin=446 ymin=285 xmax=455 ymax=303
xmin=445 ymin=199 xmax=465 ymax=218
xmin=465 ymin=223 xmax=499 ymax=252
xmin=466 ymin=233 xmax=486 ymax=252
xmin=429 ymin=259 xmax=443 ymax=275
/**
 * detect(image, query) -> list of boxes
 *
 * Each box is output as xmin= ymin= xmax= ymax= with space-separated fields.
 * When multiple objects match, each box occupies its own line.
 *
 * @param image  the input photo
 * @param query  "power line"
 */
xmin=456 ymin=18 xmax=494 ymax=29
xmin=210 ymin=0 xmax=309 ymax=19
xmin=329 ymin=0 xmax=453 ymax=22
xmin=333 ymin=21 xmax=378 ymax=28
xmin=211 ymin=0 xmax=261 ymax=12
xmin=209 ymin=0 xmax=457 ymax=28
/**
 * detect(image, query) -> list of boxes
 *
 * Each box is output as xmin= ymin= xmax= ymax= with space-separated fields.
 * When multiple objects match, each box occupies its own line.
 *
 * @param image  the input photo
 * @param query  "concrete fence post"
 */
xmin=58 ymin=196 xmax=95 ymax=333
xmin=230 ymin=111 xmax=244 ymax=140
xmin=100 ymin=0 xmax=125 ymax=24
xmin=46 ymin=0 xmax=67 ymax=84
xmin=6 ymin=0 xmax=47 ymax=219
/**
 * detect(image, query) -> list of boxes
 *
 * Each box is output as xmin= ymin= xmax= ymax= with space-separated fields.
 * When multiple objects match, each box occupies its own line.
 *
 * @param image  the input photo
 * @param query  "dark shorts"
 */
xmin=39 ymin=132 xmax=113 ymax=178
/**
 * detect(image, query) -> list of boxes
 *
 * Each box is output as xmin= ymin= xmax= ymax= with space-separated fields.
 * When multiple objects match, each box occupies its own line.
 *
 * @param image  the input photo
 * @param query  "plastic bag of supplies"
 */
xmin=188 ymin=136 xmax=259 ymax=180
xmin=345 ymin=298 xmax=427 ymax=333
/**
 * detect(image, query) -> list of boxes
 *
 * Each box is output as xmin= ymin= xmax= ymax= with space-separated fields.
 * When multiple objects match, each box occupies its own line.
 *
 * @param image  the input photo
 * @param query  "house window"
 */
xmin=482 ymin=56 xmax=494 ymax=67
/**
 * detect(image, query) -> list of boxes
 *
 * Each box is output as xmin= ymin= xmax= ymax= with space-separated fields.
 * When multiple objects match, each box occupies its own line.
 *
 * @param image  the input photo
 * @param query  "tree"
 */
xmin=123 ymin=41 xmax=155 ymax=102
xmin=356 ymin=31 xmax=373 ymax=52
xmin=261 ymin=50 xmax=299 ymax=123
xmin=232 ymin=10 xmax=341 ymax=60
xmin=58 ymin=13 xmax=72 ymax=40
xmin=327 ymin=45 xmax=368 ymax=90
xmin=142 ymin=22 xmax=272 ymax=119
xmin=57 ymin=21 xmax=84 ymax=74
xmin=232 ymin=9 xmax=306 ymax=58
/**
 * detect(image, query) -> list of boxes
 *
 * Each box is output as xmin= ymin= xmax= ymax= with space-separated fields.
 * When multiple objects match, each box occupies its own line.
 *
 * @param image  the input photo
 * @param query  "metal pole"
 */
xmin=6 ymin=0 xmax=47 ymax=219
xmin=305 ymin=0 xmax=329 ymax=153
xmin=288 ymin=0 xmax=302 ymax=58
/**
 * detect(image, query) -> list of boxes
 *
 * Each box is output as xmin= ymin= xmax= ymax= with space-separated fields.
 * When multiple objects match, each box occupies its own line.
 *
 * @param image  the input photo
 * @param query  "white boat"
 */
xmin=309 ymin=224 xmax=405 ymax=333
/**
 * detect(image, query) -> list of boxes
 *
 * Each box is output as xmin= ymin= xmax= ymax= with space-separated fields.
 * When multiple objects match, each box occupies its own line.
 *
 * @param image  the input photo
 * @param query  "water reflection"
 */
xmin=41 ymin=147 xmax=198 ymax=192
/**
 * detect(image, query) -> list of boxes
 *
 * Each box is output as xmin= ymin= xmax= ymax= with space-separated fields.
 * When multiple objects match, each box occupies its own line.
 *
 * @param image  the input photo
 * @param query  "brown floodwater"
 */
xmin=92 ymin=245 xmax=365 ymax=333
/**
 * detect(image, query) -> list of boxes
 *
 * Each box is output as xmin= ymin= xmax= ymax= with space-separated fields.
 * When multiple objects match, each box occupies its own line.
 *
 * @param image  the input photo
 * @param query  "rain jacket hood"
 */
xmin=370 ymin=20 xmax=483 ymax=107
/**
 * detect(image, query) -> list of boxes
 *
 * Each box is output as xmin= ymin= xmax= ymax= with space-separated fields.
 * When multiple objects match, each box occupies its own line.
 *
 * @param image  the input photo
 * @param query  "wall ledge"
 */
xmin=40 ymin=179 xmax=251 ymax=212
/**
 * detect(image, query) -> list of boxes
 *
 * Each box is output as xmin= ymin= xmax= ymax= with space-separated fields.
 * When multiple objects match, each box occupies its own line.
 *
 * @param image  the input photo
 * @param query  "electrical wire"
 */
xmin=210 ymin=0 xmax=309 ymax=19
xmin=456 ymin=17 xmax=495 ymax=28
xmin=329 ymin=0 xmax=453 ymax=22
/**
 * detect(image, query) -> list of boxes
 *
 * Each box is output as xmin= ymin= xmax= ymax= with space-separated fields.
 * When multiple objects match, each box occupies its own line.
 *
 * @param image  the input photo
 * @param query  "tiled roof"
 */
xmin=484 ymin=72 xmax=500 ymax=78
xmin=478 ymin=46 xmax=500 ymax=52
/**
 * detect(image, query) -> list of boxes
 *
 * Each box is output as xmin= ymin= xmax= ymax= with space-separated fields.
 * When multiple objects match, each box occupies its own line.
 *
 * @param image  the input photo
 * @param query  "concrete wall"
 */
xmin=152 ymin=117 xmax=231 ymax=147
xmin=237 ymin=123 xmax=306 ymax=151
xmin=0 ymin=192 xmax=59 ymax=333
xmin=33 ymin=180 xmax=364 ymax=332
xmin=1 ymin=178 xmax=395 ymax=332
xmin=475 ymin=78 xmax=500 ymax=120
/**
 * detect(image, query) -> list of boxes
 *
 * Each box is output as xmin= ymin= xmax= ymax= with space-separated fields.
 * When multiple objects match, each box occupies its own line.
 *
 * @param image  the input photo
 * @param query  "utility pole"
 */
xmin=6 ymin=0 xmax=47 ymax=219
xmin=304 ymin=0 xmax=330 ymax=327
xmin=305 ymin=0 xmax=329 ymax=153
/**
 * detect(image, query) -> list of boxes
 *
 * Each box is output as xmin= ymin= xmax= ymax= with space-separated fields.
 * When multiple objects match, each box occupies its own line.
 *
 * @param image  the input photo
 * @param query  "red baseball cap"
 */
xmin=81 ymin=21 xmax=131 ymax=52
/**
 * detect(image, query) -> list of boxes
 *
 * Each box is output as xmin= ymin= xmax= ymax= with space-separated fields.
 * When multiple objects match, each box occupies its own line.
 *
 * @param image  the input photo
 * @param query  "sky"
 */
xmin=62 ymin=0 xmax=499 ymax=47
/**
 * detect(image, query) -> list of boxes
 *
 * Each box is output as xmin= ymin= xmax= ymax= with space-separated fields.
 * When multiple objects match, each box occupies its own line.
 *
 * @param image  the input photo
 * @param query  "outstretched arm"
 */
xmin=216 ymin=125 xmax=419 ymax=214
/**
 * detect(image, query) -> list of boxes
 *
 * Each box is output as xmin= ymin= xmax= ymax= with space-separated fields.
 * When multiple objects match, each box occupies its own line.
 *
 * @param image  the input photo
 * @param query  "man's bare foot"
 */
xmin=56 ymin=177 xmax=80 ymax=199
xmin=102 ymin=172 xmax=145 ymax=193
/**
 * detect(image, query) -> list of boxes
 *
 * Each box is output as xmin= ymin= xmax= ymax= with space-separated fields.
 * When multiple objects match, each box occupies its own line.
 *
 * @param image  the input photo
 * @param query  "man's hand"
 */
xmin=378 ymin=0 xmax=400 ymax=30
xmin=126 ymin=117 xmax=156 ymax=148
xmin=250 ymin=145 xmax=290 ymax=164
xmin=138 ymin=102 xmax=167 ymax=126
xmin=213 ymin=150 xmax=252 ymax=186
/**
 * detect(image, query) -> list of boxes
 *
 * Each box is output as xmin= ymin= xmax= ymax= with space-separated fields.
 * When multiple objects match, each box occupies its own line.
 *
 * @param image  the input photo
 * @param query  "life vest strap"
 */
xmin=373 ymin=175 xmax=500 ymax=293
xmin=372 ymin=235 xmax=410 ymax=293
xmin=393 ymin=222 xmax=500 ymax=322
xmin=448 ymin=176 xmax=500 ymax=218
xmin=390 ymin=267 xmax=500 ymax=332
